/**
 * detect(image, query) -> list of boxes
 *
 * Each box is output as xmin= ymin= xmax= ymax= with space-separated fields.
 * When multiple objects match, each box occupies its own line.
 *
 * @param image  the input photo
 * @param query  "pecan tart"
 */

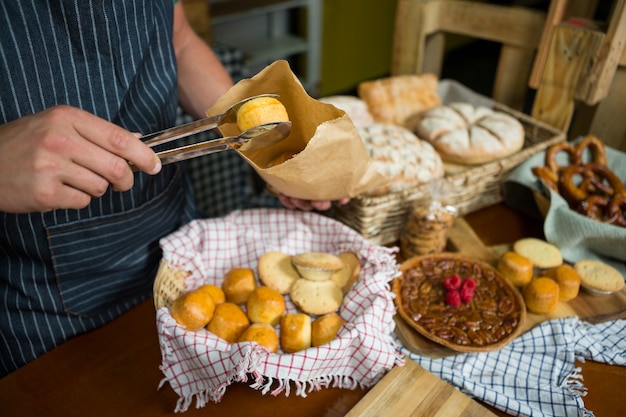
xmin=392 ymin=253 xmax=526 ymax=352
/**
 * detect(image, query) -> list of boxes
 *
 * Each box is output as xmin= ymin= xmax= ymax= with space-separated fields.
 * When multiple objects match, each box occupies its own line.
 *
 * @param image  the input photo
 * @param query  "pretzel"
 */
xmin=607 ymin=196 xmax=626 ymax=227
xmin=559 ymin=163 xmax=626 ymax=209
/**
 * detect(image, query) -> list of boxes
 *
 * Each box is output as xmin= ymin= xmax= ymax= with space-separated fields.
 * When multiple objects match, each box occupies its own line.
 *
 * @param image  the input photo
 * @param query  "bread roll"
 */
xmin=513 ymin=238 xmax=563 ymax=269
xmin=238 ymin=322 xmax=279 ymax=353
xmin=291 ymin=252 xmax=344 ymax=281
xmin=311 ymin=312 xmax=345 ymax=347
xmin=523 ymin=277 xmax=559 ymax=314
xmin=236 ymin=96 xmax=289 ymax=132
xmin=258 ymin=251 xmax=300 ymax=294
xmin=222 ymin=267 xmax=257 ymax=304
xmin=330 ymin=252 xmax=361 ymax=293
xmin=412 ymin=102 xmax=525 ymax=165
xmin=290 ymin=278 xmax=343 ymax=315
xmin=358 ymin=124 xmax=444 ymax=195
xmin=358 ymin=74 xmax=441 ymax=126
xmin=497 ymin=251 xmax=533 ymax=287
xmin=196 ymin=284 xmax=226 ymax=305
xmin=246 ymin=286 xmax=286 ymax=326
xmin=545 ymin=264 xmax=581 ymax=301
xmin=207 ymin=302 xmax=250 ymax=343
xmin=170 ymin=290 xmax=216 ymax=331
xmin=280 ymin=313 xmax=312 ymax=353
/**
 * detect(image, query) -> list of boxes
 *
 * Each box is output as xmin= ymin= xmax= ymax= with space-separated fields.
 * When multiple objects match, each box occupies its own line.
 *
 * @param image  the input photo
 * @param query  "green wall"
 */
xmin=320 ymin=0 xmax=399 ymax=96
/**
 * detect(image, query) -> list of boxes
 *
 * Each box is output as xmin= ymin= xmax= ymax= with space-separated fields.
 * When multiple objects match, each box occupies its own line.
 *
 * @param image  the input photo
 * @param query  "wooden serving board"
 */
xmin=395 ymin=217 xmax=626 ymax=358
xmin=346 ymin=360 xmax=497 ymax=417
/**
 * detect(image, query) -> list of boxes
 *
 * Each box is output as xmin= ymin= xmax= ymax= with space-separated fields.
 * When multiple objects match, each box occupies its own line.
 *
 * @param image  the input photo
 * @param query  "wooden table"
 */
xmin=1 ymin=204 xmax=625 ymax=417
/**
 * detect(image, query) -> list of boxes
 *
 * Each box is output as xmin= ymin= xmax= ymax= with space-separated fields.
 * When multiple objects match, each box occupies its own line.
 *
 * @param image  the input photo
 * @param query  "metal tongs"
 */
xmin=134 ymin=94 xmax=291 ymax=169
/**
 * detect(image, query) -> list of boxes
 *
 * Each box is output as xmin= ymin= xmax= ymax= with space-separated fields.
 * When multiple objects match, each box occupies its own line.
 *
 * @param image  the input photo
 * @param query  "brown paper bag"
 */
xmin=205 ymin=60 xmax=386 ymax=201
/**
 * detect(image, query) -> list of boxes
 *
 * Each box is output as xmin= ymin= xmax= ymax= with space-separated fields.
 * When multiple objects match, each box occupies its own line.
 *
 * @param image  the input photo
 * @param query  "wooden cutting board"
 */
xmin=345 ymin=359 xmax=497 ymax=417
xmin=395 ymin=217 xmax=626 ymax=358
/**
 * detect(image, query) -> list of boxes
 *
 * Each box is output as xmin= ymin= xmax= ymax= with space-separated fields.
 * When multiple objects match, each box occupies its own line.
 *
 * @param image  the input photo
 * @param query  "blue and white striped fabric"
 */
xmin=0 ymin=0 xmax=198 ymax=377
xmin=398 ymin=317 xmax=626 ymax=417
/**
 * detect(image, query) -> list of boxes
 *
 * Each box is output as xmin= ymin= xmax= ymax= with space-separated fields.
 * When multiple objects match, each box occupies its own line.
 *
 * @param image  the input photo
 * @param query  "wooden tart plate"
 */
xmin=392 ymin=252 xmax=526 ymax=354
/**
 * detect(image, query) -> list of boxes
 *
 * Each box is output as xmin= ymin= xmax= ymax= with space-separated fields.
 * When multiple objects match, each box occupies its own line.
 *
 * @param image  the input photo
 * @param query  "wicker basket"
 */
xmin=153 ymin=259 xmax=189 ymax=310
xmin=327 ymin=102 xmax=565 ymax=245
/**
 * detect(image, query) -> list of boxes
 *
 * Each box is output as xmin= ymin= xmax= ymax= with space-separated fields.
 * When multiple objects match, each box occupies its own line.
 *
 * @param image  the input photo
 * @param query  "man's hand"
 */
xmin=0 ymin=105 xmax=161 ymax=213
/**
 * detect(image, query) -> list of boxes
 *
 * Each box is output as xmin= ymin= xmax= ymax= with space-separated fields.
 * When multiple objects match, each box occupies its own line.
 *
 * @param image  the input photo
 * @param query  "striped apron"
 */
xmin=0 ymin=0 xmax=197 ymax=376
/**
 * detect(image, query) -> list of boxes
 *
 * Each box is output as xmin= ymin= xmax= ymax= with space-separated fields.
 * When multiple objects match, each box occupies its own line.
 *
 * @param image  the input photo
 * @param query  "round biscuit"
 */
xmin=289 ymin=278 xmax=343 ymax=316
xmin=574 ymin=259 xmax=625 ymax=293
xmin=512 ymin=238 xmax=563 ymax=269
xmin=258 ymin=251 xmax=300 ymax=294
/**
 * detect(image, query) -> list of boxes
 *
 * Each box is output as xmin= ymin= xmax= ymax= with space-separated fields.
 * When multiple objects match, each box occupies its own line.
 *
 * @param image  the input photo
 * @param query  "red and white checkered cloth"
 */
xmin=156 ymin=208 xmax=403 ymax=412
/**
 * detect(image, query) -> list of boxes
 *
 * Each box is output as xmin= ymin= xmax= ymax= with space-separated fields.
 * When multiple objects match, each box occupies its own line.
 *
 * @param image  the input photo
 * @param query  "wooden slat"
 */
xmin=345 ymin=360 xmax=497 ymax=417
xmin=529 ymin=0 xmax=569 ymax=89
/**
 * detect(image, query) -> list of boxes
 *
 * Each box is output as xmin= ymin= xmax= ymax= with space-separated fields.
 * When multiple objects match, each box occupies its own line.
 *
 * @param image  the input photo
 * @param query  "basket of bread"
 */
xmin=325 ymin=75 xmax=566 ymax=245
xmin=153 ymin=208 xmax=402 ymax=412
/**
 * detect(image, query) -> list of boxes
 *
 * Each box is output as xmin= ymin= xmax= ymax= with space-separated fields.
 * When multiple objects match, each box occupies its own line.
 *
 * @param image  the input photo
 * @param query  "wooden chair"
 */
xmin=392 ymin=0 xmax=626 ymax=150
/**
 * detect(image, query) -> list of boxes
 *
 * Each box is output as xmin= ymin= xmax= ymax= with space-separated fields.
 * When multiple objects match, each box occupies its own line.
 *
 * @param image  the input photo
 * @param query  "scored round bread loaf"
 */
xmin=280 ymin=313 xmax=312 ymax=353
xmin=290 ymin=278 xmax=343 ymax=315
xmin=574 ymin=259 xmax=625 ymax=294
xmin=412 ymin=102 xmax=525 ymax=165
xmin=246 ymin=286 xmax=286 ymax=326
xmin=523 ymin=277 xmax=560 ymax=314
xmin=358 ymin=73 xmax=441 ymax=126
xmin=258 ymin=251 xmax=300 ymax=294
xmin=358 ymin=123 xmax=444 ymax=195
xmin=318 ymin=95 xmax=375 ymax=128
xmin=207 ymin=302 xmax=250 ymax=343
xmin=238 ymin=322 xmax=279 ymax=353
xmin=311 ymin=312 xmax=345 ymax=347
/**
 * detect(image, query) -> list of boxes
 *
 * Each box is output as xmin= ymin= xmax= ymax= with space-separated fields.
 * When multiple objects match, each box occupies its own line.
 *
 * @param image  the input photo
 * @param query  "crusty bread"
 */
xmin=311 ymin=312 xmax=345 ymax=347
xmin=358 ymin=74 xmax=441 ymax=126
xmin=246 ymin=286 xmax=285 ymax=326
xmin=207 ymin=302 xmax=250 ymax=343
xmin=497 ymin=251 xmax=533 ymax=287
xmin=238 ymin=322 xmax=279 ymax=353
xmin=258 ymin=251 xmax=300 ymax=294
xmin=513 ymin=238 xmax=563 ymax=269
xmin=290 ymin=278 xmax=343 ymax=315
xmin=358 ymin=123 xmax=444 ymax=195
xmin=170 ymin=290 xmax=216 ymax=331
xmin=331 ymin=252 xmax=361 ymax=293
xmin=574 ymin=259 xmax=625 ymax=294
xmin=545 ymin=264 xmax=581 ymax=301
xmin=318 ymin=95 xmax=375 ymax=128
xmin=523 ymin=277 xmax=560 ymax=314
xmin=291 ymin=252 xmax=344 ymax=281
xmin=280 ymin=313 xmax=312 ymax=353
xmin=412 ymin=102 xmax=525 ymax=165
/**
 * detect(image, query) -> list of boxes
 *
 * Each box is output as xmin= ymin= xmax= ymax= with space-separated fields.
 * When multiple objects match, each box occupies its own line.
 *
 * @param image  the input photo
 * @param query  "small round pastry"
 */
xmin=207 ymin=302 xmax=250 ymax=343
xmin=280 ymin=313 xmax=312 ymax=353
xmin=290 ymin=278 xmax=343 ymax=315
xmin=222 ymin=267 xmax=257 ymax=304
xmin=196 ymin=284 xmax=226 ymax=305
xmin=291 ymin=252 xmax=344 ymax=281
xmin=246 ymin=286 xmax=286 ymax=326
xmin=523 ymin=277 xmax=560 ymax=314
xmin=574 ymin=259 xmax=625 ymax=295
xmin=330 ymin=252 xmax=361 ymax=293
xmin=311 ymin=312 xmax=345 ymax=347
xmin=238 ymin=322 xmax=279 ymax=353
xmin=236 ymin=96 xmax=289 ymax=132
xmin=170 ymin=289 xmax=216 ymax=331
xmin=545 ymin=264 xmax=581 ymax=301
xmin=497 ymin=251 xmax=533 ymax=287
xmin=258 ymin=251 xmax=300 ymax=294
xmin=513 ymin=238 xmax=563 ymax=269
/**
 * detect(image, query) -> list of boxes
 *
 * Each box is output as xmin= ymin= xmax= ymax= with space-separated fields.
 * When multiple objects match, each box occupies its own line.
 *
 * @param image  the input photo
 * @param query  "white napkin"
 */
xmin=397 ymin=317 xmax=626 ymax=417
